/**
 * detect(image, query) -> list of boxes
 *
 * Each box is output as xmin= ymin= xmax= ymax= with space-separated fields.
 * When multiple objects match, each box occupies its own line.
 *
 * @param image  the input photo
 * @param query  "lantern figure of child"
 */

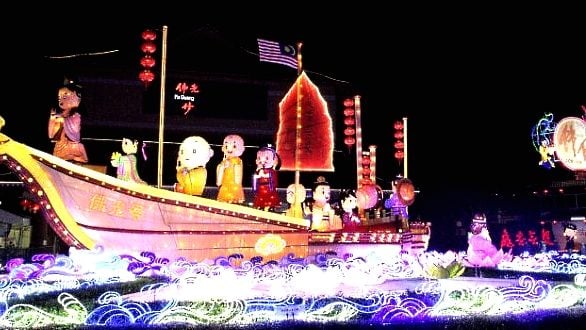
xmin=110 ymin=138 xmax=147 ymax=185
xmin=338 ymin=189 xmax=361 ymax=230
xmin=216 ymin=134 xmax=245 ymax=203
xmin=252 ymin=144 xmax=281 ymax=211
xmin=175 ymin=136 xmax=214 ymax=196
xmin=305 ymin=176 xmax=335 ymax=231
xmin=285 ymin=183 xmax=306 ymax=219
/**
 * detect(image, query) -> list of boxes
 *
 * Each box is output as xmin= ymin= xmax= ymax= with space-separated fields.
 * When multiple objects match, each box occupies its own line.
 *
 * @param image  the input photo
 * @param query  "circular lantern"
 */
xmin=344 ymin=127 xmax=356 ymax=136
xmin=343 ymin=108 xmax=355 ymax=116
xmin=393 ymin=121 xmax=403 ymax=130
xmin=395 ymin=178 xmax=416 ymax=206
xmin=344 ymin=136 xmax=356 ymax=146
xmin=394 ymin=131 xmax=404 ymax=139
xmin=361 ymin=157 xmax=371 ymax=166
xmin=140 ymin=55 xmax=156 ymax=68
xmin=343 ymin=98 xmax=354 ymax=107
xmin=142 ymin=29 xmax=157 ymax=41
xmin=394 ymin=141 xmax=404 ymax=149
xmin=141 ymin=41 xmax=157 ymax=54
xmin=362 ymin=167 xmax=371 ymax=176
xmin=394 ymin=150 xmax=404 ymax=160
xmin=139 ymin=70 xmax=155 ymax=83
xmin=344 ymin=117 xmax=355 ymax=126
xmin=357 ymin=184 xmax=383 ymax=209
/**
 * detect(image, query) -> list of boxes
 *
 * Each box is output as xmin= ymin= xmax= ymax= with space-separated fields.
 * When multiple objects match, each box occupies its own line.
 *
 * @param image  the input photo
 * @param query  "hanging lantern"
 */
xmin=344 ymin=127 xmax=356 ymax=136
xmin=393 ymin=121 xmax=403 ymax=130
xmin=344 ymin=117 xmax=355 ymax=126
xmin=344 ymin=136 xmax=356 ymax=146
xmin=141 ymin=29 xmax=157 ymax=41
xmin=140 ymin=55 xmax=156 ymax=68
xmin=141 ymin=41 xmax=157 ymax=54
xmin=139 ymin=70 xmax=155 ymax=84
xmin=394 ymin=150 xmax=404 ymax=159
xmin=343 ymin=108 xmax=355 ymax=116
xmin=343 ymin=98 xmax=354 ymax=107
xmin=394 ymin=140 xmax=404 ymax=149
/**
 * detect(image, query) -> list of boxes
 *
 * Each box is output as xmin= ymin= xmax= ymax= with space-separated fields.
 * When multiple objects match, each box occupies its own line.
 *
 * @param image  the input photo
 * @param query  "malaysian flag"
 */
xmin=257 ymin=38 xmax=298 ymax=69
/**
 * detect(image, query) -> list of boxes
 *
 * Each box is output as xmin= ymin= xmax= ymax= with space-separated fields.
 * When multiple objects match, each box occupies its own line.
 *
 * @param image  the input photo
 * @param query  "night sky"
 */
xmin=5 ymin=7 xmax=586 ymax=223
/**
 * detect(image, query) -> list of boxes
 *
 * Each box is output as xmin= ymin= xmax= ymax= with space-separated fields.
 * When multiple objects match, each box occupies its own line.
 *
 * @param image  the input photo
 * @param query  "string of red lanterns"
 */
xmin=361 ymin=151 xmax=372 ymax=185
xmin=139 ymin=29 xmax=157 ymax=87
xmin=393 ymin=120 xmax=404 ymax=161
xmin=343 ymin=98 xmax=356 ymax=150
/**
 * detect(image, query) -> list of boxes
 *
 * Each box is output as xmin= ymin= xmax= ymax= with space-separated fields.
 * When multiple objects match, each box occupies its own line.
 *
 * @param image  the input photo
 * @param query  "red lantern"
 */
xmin=139 ymin=70 xmax=155 ymax=83
xmin=344 ymin=136 xmax=356 ymax=146
xmin=394 ymin=131 xmax=404 ymax=139
xmin=140 ymin=55 xmax=156 ymax=68
xmin=343 ymin=98 xmax=354 ymax=107
xmin=20 ymin=199 xmax=30 ymax=209
xmin=362 ymin=167 xmax=371 ymax=176
xmin=142 ymin=29 xmax=157 ymax=41
xmin=394 ymin=141 xmax=404 ymax=149
xmin=361 ymin=157 xmax=371 ymax=166
xmin=141 ymin=41 xmax=157 ymax=54
xmin=344 ymin=117 xmax=355 ymax=126
xmin=344 ymin=127 xmax=356 ymax=136
xmin=394 ymin=150 xmax=404 ymax=159
xmin=343 ymin=108 xmax=355 ymax=116
xmin=393 ymin=121 xmax=403 ymax=130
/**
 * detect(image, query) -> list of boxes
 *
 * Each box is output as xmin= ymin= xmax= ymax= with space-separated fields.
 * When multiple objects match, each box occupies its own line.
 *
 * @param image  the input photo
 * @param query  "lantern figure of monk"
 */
xmin=216 ymin=134 xmax=245 ymax=203
xmin=48 ymin=78 xmax=88 ymax=163
xmin=110 ymin=138 xmax=147 ymax=184
xmin=285 ymin=183 xmax=307 ymax=219
xmin=175 ymin=136 xmax=214 ymax=196
xmin=252 ymin=144 xmax=281 ymax=211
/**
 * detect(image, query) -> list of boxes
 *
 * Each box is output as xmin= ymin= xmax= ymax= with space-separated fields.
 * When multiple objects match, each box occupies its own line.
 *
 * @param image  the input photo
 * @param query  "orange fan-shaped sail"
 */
xmin=276 ymin=71 xmax=335 ymax=172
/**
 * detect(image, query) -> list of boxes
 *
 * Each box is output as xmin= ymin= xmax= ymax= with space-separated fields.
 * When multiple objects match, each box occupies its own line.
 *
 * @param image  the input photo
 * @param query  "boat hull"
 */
xmin=0 ymin=132 xmax=431 ymax=263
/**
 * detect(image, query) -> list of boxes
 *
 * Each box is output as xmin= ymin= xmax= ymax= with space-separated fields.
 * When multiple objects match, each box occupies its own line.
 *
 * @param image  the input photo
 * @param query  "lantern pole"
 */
xmin=403 ymin=117 xmax=408 ymax=179
xmin=294 ymin=42 xmax=303 ymax=189
xmin=354 ymin=95 xmax=363 ymax=190
xmin=157 ymin=25 xmax=168 ymax=188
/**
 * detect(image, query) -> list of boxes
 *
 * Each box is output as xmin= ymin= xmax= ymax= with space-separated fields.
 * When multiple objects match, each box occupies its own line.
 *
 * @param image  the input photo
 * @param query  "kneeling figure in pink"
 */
xmin=465 ymin=213 xmax=511 ymax=268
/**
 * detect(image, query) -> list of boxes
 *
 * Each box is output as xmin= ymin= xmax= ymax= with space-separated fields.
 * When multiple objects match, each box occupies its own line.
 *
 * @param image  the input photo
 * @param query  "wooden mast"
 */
xmin=354 ymin=95 xmax=363 ymax=189
xmin=403 ymin=117 xmax=408 ymax=179
xmin=157 ymin=26 xmax=168 ymax=188
xmin=294 ymin=42 xmax=303 ymax=188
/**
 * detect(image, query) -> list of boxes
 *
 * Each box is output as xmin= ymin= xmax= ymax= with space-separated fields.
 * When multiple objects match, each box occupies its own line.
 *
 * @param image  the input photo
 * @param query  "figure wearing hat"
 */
xmin=563 ymin=223 xmax=579 ymax=253
xmin=465 ymin=213 xmax=511 ymax=267
xmin=305 ymin=176 xmax=335 ymax=231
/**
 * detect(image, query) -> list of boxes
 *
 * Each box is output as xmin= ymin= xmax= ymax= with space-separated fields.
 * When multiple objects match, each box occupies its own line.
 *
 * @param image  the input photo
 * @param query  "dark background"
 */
xmin=2 ymin=6 xmax=585 ymax=244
